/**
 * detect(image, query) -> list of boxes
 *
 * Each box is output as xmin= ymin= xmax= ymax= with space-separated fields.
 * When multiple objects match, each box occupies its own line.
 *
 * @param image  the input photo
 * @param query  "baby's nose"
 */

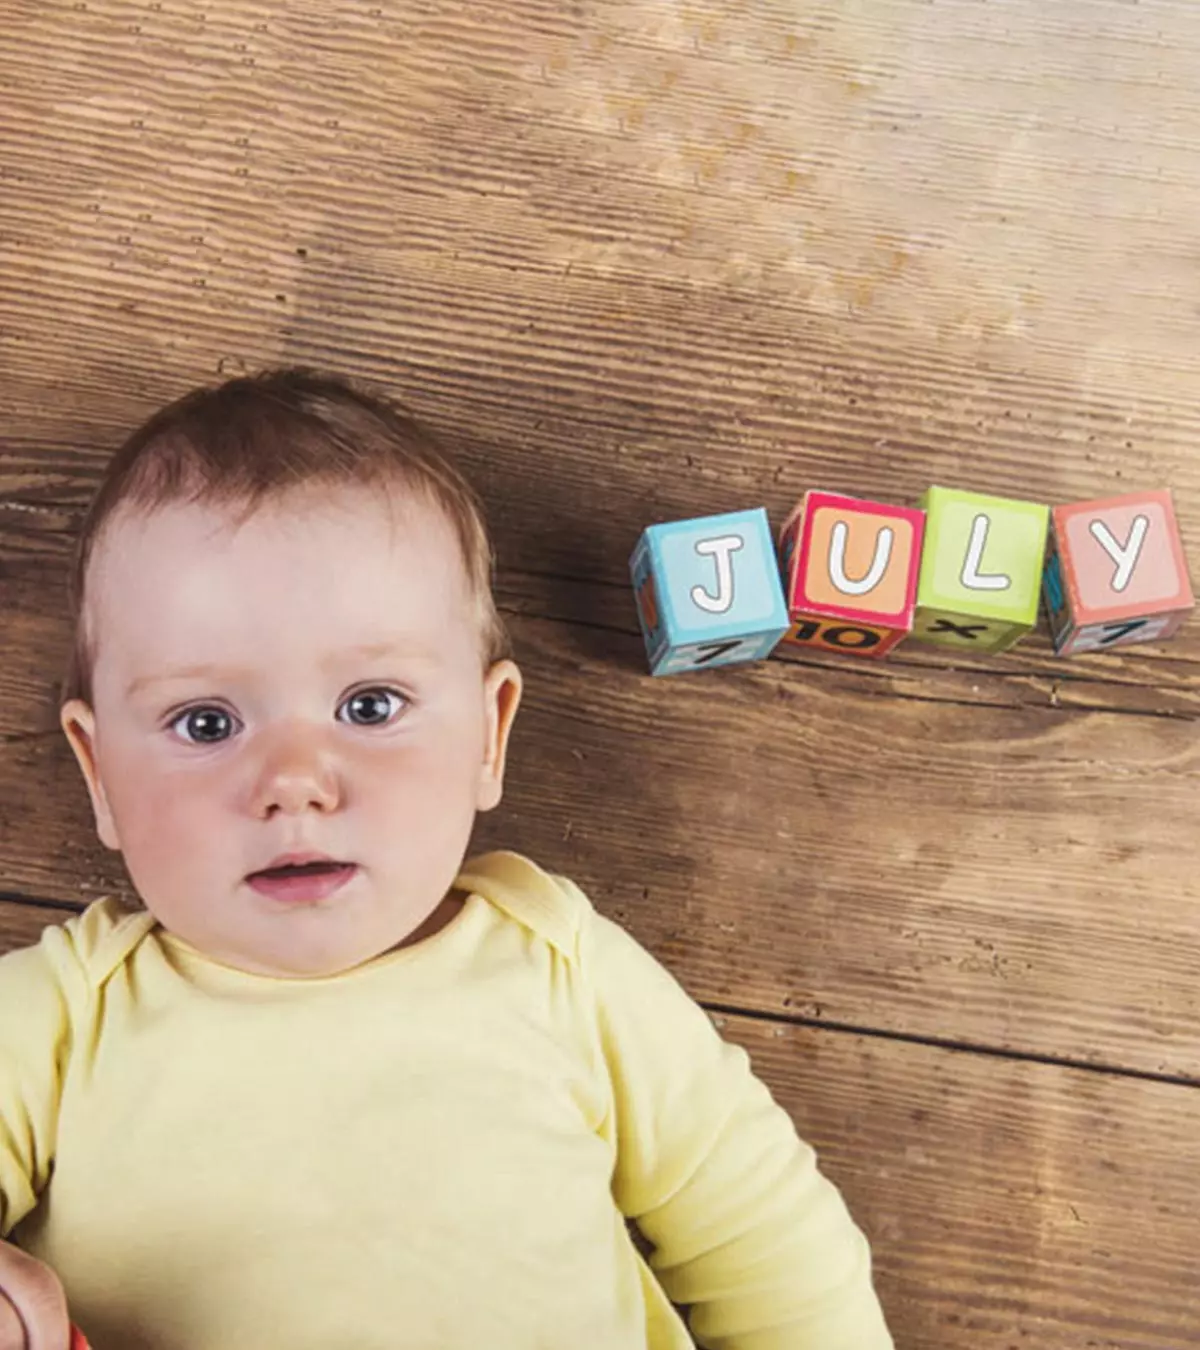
xmin=252 ymin=727 xmax=342 ymax=815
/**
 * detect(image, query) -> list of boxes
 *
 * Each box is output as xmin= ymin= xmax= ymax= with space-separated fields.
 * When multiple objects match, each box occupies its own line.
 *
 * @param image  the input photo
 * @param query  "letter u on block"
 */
xmin=829 ymin=520 xmax=894 ymax=595
xmin=779 ymin=491 xmax=926 ymax=659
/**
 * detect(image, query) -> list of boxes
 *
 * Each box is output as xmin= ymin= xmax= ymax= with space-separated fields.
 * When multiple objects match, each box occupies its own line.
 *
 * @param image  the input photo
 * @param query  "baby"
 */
xmin=0 ymin=368 xmax=894 ymax=1350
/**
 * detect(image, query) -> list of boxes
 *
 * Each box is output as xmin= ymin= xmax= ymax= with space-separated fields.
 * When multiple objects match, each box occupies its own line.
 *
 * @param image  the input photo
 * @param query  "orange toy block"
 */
xmin=778 ymin=490 xmax=926 ymax=658
xmin=1043 ymin=490 xmax=1194 ymax=654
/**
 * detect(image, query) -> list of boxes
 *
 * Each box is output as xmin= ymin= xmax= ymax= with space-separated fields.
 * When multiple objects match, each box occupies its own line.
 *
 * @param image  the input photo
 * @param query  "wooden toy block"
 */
xmin=912 ymin=486 xmax=1049 ymax=653
xmin=778 ymin=490 xmax=926 ymax=659
xmin=1043 ymin=490 xmax=1194 ymax=654
xmin=629 ymin=507 xmax=790 ymax=675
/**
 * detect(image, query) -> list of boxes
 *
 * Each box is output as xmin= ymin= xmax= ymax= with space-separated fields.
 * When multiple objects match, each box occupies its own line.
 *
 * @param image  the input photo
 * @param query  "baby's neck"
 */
xmin=385 ymin=890 xmax=467 ymax=955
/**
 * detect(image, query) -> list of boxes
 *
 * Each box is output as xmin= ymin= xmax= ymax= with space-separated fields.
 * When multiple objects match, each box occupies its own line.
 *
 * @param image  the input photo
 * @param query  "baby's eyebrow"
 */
xmin=124 ymin=641 xmax=438 ymax=699
xmin=126 ymin=663 xmax=246 ymax=699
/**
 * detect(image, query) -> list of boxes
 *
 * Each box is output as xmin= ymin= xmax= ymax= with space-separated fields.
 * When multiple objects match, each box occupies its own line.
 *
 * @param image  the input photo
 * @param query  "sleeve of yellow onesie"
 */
xmin=583 ymin=906 xmax=894 ymax=1350
xmin=0 ymin=917 xmax=87 ymax=1238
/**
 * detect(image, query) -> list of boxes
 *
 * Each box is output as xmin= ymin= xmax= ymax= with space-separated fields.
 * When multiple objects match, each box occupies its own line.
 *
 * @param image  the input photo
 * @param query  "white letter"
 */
xmin=1089 ymin=515 xmax=1149 ymax=594
xmin=960 ymin=514 xmax=1011 ymax=592
xmin=829 ymin=521 xmax=894 ymax=596
xmin=691 ymin=534 xmax=744 ymax=614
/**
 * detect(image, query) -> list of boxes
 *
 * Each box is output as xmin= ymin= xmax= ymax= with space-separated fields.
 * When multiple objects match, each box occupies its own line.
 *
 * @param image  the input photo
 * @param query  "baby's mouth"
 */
xmin=250 ymin=861 xmax=352 ymax=880
xmin=245 ymin=860 xmax=360 ymax=903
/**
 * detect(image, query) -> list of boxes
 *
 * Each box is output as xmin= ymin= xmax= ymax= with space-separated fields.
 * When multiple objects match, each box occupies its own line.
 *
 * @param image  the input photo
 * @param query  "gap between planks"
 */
xmin=1 ymin=882 xmax=1195 ymax=1094
xmin=706 ymin=1001 xmax=1200 ymax=1094
xmin=493 ymin=576 xmax=1200 ymax=723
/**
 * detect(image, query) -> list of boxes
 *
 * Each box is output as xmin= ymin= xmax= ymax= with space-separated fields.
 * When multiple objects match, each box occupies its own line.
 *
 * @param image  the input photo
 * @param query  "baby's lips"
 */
xmin=70 ymin=1325 xmax=91 ymax=1350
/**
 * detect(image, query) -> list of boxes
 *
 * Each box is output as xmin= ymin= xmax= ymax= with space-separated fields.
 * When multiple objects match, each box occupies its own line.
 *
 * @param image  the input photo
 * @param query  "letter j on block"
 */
xmin=1043 ymin=490 xmax=1194 ymax=654
xmin=912 ymin=486 xmax=1050 ymax=653
xmin=778 ymin=491 xmax=926 ymax=658
xmin=629 ymin=508 xmax=790 ymax=675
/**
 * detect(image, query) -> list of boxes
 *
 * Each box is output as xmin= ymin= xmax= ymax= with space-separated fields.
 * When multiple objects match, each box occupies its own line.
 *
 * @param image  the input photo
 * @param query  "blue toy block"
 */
xmin=629 ymin=507 xmax=790 ymax=675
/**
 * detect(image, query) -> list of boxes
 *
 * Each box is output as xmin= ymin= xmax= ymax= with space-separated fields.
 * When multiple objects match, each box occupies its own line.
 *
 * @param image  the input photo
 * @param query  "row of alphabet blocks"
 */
xmin=629 ymin=487 xmax=1194 ymax=675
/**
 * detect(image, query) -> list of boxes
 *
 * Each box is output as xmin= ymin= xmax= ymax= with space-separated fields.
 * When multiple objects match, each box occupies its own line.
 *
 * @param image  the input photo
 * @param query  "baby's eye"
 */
xmin=170 ymin=706 xmax=237 ymax=745
xmin=339 ymin=687 xmax=408 ymax=727
xmin=167 ymin=689 xmax=407 ymax=743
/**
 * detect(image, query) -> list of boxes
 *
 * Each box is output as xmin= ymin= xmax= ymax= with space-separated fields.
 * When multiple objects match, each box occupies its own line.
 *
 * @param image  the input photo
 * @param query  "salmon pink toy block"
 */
xmin=70 ymin=1327 xmax=91 ymax=1350
xmin=629 ymin=508 xmax=790 ymax=675
xmin=778 ymin=491 xmax=926 ymax=658
xmin=912 ymin=486 xmax=1050 ymax=653
xmin=1043 ymin=490 xmax=1194 ymax=654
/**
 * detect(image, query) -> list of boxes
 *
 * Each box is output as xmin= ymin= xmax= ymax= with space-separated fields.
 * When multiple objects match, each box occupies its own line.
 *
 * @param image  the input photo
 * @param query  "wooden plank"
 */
xmin=484 ymin=616 xmax=1200 ymax=1081
xmin=3 ymin=0 xmax=1200 ymax=669
xmin=717 ymin=1013 xmax=1200 ymax=1350
xmin=0 ymin=894 xmax=1196 ymax=1349
xmin=0 ymin=899 xmax=76 ymax=952
xmin=7 ymin=292 xmax=1200 ymax=673
xmin=3 ymin=592 xmax=1198 ymax=1079
xmin=494 ymin=571 xmax=1200 ymax=722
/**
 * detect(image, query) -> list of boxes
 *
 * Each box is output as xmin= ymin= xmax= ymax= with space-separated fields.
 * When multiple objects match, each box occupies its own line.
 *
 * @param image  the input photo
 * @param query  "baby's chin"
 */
xmin=152 ymin=892 xmax=447 ymax=980
xmin=241 ymin=909 xmax=441 ymax=978
xmin=203 ymin=929 xmax=415 ymax=980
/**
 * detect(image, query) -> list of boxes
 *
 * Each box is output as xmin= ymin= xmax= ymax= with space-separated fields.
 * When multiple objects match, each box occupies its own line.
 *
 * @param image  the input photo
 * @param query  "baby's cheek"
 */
xmin=112 ymin=771 xmax=217 ymax=884
xmin=373 ymin=749 xmax=460 ymax=817
xmin=367 ymin=743 xmax=479 ymax=847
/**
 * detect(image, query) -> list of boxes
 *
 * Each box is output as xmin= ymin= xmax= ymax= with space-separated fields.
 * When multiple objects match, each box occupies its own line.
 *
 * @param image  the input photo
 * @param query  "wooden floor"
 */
xmin=3 ymin=1 xmax=1200 ymax=1344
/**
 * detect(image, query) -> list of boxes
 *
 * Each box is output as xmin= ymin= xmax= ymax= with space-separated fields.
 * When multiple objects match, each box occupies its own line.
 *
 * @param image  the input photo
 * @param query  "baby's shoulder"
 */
xmin=455 ymin=850 xmax=596 ymax=963
xmin=0 ymin=897 xmax=155 ymax=1025
xmin=42 ymin=895 xmax=158 ymax=988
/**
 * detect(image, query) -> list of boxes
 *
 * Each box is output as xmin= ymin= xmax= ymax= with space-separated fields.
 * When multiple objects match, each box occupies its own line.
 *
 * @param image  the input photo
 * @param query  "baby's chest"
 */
xmin=53 ymin=990 xmax=613 ymax=1240
xmin=22 ymin=991 xmax=641 ymax=1347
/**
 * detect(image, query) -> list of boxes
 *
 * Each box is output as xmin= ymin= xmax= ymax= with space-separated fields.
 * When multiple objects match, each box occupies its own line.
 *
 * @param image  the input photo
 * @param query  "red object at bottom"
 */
xmin=70 ymin=1325 xmax=91 ymax=1350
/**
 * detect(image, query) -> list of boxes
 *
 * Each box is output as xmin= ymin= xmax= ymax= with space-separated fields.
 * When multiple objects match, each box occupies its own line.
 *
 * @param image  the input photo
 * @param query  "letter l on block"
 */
xmin=961 ymin=514 xmax=1011 ymax=591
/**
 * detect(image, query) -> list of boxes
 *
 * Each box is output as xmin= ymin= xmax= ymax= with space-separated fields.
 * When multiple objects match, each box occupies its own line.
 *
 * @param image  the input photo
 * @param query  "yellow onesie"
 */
xmin=0 ymin=851 xmax=892 ymax=1349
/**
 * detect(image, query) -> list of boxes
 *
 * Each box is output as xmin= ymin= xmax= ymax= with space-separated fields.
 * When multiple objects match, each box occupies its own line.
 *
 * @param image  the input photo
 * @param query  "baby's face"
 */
xmin=59 ymin=483 xmax=521 ymax=978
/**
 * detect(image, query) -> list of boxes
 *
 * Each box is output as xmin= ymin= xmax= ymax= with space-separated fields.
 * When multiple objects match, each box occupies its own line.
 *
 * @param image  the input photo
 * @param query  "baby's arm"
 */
xmin=0 ymin=939 xmax=74 ymax=1238
xmin=0 ymin=932 xmax=82 ymax=1348
xmin=583 ymin=906 xmax=894 ymax=1350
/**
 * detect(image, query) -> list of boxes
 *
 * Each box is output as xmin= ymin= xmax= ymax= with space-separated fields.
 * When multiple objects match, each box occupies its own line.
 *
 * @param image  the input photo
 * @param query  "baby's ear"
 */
xmin=59 ymin=700 xmax=121 ymax=850
xmin=477 ymin=660 xmax=523 ymax=812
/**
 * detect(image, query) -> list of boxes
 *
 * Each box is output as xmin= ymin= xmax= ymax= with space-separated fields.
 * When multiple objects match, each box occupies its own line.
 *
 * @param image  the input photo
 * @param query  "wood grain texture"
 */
xmin=4 ymin=0 xmax=1200 ymax=1343
xmin=723 ymin=1012 xmax=1200 ymax=1350
xmin=486 ymin=618 xmax=1200 ymax=1082
xmin=3 ymin=0 xmax=1200 ymax=618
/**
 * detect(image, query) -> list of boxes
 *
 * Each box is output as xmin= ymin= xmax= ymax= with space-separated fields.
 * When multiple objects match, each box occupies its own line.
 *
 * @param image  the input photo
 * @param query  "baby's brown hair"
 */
xmin=62 ymin=366 xmax=508 ymax=708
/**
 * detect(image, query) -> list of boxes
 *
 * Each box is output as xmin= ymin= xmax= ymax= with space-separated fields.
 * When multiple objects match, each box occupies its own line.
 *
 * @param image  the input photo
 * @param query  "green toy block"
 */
xmin=912 ymin=486 xmax=1050 ymax=653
